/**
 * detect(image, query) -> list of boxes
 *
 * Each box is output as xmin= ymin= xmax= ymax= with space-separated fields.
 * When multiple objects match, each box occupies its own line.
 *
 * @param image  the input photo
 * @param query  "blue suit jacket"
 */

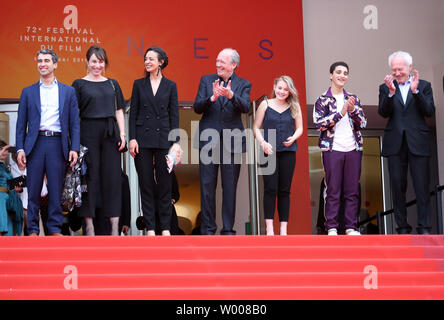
xmin=193 ymin=73 xmax=251 ymax=152
xmin=16 ymin=81 xmax=81 ymax=160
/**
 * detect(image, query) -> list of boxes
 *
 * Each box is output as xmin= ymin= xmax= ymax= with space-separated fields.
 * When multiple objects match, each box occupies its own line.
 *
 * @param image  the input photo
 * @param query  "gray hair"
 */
xmin=221 ymin=48 xmax=240 ymax=69
xmin=36 ymin=49 xmax=58 ymax=63
xmin=388 ymin=51 xmax=412 ymax=67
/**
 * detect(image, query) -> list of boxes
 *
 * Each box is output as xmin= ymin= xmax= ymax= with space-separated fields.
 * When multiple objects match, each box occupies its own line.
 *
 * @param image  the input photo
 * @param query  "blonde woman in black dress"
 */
xmin=253 ymin=76 xmax=303 ymax=236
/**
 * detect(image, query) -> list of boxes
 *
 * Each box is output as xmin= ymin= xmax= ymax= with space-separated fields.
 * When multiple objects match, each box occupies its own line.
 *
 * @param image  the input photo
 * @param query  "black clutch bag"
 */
xmin=7 ymin=175 xmax=26 ymax=190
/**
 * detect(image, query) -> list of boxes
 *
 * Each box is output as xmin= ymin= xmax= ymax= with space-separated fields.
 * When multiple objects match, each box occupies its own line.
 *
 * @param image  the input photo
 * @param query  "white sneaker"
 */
xmin=346 ymin=229 xmax=361 ymax=235
xmin=327 ymin=228 xmax=338 ymax=236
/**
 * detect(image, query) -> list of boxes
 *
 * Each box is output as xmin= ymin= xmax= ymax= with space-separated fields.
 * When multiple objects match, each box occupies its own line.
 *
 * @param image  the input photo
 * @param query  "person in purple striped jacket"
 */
xmin=313 ymin=61 xmax=367 ymax=236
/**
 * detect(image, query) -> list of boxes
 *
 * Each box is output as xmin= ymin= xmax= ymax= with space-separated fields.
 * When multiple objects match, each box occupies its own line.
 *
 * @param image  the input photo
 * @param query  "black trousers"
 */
xmin=262 ymin=151 xmax=296 ymax=222
xmin=134 ymin=148 xmax=172 ymax=231
xmin=78 ymin=119 xmax=122 ymax=219
xmin=199 ymin=146 xmax=241 ymax=235
xmin=387 ymin=133 xmax=431 ymax=233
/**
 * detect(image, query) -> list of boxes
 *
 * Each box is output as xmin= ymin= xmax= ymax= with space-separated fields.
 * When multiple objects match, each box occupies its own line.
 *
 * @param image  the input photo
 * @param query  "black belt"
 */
xmin=39 ymin=130 xmax=61 ymax=137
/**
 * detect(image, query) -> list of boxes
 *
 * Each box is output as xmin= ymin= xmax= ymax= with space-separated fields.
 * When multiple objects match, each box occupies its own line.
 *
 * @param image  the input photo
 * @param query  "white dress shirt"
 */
xmin=397 ymin=78 xmax=411 ymax=105
xmin=332 ymin=93 xmax=356 ymax=152
xmin=39 ymin=78 xmax=61 ymax=132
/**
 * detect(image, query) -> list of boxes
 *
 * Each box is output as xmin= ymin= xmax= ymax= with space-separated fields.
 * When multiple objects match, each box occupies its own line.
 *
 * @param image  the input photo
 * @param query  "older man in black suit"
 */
xmin=378 ymin=51 xmax=436 ymax=234
xmin=193 ymin=48 xmax=251 ymax=235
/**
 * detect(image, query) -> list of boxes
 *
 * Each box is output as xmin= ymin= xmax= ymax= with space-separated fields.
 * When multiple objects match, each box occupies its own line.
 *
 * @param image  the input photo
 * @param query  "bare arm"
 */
xmin=283 ymin=111 xmax=303 ymax=147
xmin=116 ymin=108 xmax=126 ymax=151
xmin=253 ymin=100 xmax=273 ymax=155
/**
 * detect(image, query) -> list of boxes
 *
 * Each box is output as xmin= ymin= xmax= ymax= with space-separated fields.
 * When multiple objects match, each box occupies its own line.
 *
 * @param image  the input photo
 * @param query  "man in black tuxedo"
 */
xmin=378 ymin=51 xmax=436 ymax=234
xmin=193 ymin=48 xmax=251 ymax=235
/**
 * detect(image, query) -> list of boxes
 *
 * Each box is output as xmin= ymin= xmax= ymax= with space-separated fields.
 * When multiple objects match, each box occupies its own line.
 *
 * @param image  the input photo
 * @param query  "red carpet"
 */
xmin=1 ymin=235 xmax=444 ymax=299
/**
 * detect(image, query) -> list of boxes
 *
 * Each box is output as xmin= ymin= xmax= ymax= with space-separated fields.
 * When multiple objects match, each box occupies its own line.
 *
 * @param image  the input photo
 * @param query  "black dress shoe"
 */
xmin=397 ymin=228 xmax=412 ymax=235
xmin=417 ymin=229 xmax=431 ymax=235
xmin=220 ymin=231 xmax=236 ymax=235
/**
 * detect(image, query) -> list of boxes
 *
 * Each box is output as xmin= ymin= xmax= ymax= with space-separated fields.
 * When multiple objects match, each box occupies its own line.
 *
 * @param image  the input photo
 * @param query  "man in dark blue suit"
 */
xmin=378 ymin=51 xmax=436 ymax=234
xmin=193 ymin=48 xmax=251 ymax=235
xmin=16 ymin=49 xmax=80 ymax=236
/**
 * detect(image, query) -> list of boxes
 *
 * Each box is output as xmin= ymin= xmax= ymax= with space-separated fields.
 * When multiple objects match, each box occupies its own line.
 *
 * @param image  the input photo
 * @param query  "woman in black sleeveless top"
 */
xmin=72 ymin=46 xmax=126 ymax=236
xmin=253 ymin=76 xmax=303 ymax=235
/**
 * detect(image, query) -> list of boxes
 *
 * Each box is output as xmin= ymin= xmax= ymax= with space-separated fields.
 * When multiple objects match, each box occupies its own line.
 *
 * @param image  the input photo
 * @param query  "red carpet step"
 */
xmin=1 ymin=235 xmax=444 ymax=300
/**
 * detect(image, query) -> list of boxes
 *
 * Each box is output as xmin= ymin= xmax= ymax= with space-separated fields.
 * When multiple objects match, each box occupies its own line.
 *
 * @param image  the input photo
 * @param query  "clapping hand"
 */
xmin=218 ymin=80 xmax=233 ymax=99
xmin=345 ymin=96 xmax=356 ymax=112
xmin=211 ymin=79 xmax=234 ymax=102
xmin=212 ymin=79 xmax=222 ymax=102
xmin=384 ymin=74 xmax=396 ymax=95
xmin=410 ymin=69 xmax=419 ymax=93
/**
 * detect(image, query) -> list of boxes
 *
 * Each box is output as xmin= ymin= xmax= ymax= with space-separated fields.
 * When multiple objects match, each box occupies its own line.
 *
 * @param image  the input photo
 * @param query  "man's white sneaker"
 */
xmin=327 ymin=228 xmax=338 ymax=236
xmin=346 ymin=229 xmax=361 ymax=235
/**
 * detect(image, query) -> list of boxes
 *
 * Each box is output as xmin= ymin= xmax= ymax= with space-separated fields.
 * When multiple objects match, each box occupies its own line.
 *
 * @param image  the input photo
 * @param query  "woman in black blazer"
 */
xmin=129 ymin=46 xmax=181 ymax=236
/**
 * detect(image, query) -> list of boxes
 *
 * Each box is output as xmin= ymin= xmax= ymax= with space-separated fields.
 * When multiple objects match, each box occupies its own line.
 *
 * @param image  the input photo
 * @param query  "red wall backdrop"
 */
xmin=0 ymin=0 xmax=311 ymax=234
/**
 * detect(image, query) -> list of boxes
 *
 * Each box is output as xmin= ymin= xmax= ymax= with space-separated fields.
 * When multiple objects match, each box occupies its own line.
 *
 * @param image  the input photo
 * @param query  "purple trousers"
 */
xmin=322 ymin=150 xmax=362 ymax=231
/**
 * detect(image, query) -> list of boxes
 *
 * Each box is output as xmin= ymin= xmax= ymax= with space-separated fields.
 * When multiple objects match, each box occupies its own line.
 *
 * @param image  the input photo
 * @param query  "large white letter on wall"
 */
xmin=63 ymin=5 xmax=78 ymax=30
xmin=363 ymin=5 xmax=378 ymax=30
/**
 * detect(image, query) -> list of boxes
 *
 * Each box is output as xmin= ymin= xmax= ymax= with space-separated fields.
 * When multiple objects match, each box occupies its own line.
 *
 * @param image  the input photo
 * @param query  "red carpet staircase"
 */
xmin=1 ymin=235 xmax=444 ymax=299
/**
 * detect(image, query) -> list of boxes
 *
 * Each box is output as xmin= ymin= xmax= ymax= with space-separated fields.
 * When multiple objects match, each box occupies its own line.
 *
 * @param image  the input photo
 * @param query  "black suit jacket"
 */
xmin=193 ymin=73 xmax=251 ymax=153
xmin=378 ymin=79 xmax=435 ymax=157
xmin=129 ymin=77 xmax=179 ymax=149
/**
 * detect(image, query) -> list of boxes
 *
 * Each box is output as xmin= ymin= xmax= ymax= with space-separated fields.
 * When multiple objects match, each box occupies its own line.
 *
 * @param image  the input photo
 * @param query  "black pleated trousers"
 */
xmin=78 ymin=119 xmax=122 ymax=219
xmin=387 ymin=133 xmax=431 ymax=233
xmin=134 ymin=148 xmax=172 ymax=231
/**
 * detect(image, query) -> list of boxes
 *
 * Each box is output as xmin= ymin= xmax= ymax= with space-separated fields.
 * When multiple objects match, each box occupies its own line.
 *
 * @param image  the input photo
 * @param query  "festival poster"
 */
xmin=0 ymin=0 xmax=306 ymax=102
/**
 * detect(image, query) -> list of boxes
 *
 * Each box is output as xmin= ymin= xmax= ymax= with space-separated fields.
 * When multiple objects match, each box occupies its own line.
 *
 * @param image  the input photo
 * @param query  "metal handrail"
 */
xmin=358 ymin=184 xmax=444 ymax=234
xmin=246 ymin=95 xmax=267 ymax=235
